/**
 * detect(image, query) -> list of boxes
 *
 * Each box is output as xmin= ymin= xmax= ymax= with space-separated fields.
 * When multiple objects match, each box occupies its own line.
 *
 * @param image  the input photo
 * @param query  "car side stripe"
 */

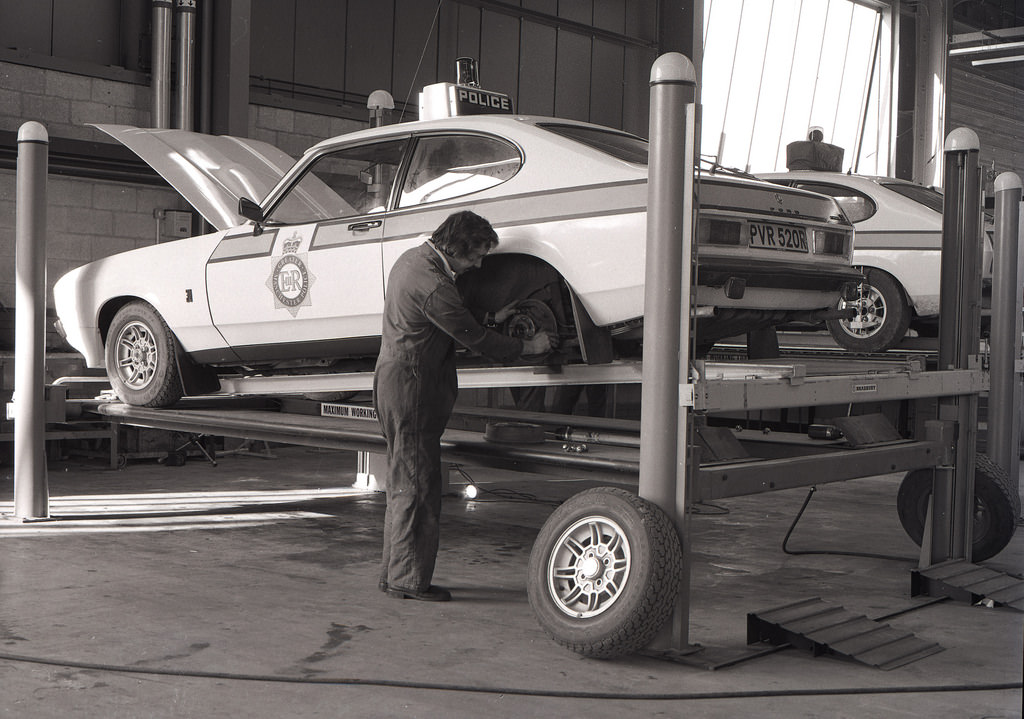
xmin=381 ymin=207 xmax=647 ymax=244
xmin=383 ymin=179 xmax=646 ymax=237
xmin=207 ymin=231 xmax=278 ymax=263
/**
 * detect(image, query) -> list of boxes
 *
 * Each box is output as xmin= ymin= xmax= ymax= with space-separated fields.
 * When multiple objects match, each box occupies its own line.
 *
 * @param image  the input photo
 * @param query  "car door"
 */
xmin=205 ymin=138 xmax=409 ymax=362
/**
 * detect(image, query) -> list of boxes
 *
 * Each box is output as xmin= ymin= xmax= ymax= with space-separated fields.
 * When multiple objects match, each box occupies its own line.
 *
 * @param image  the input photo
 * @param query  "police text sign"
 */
xmin=451 ymin=85 xmax=513 ymax=115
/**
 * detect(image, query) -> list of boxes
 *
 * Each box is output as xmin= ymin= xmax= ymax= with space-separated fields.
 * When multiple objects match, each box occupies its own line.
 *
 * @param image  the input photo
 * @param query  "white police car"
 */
xmin=55 ymin=95 xmax=859 ymax=406
xmin=761 ymin=170 xmax=993 ymax=353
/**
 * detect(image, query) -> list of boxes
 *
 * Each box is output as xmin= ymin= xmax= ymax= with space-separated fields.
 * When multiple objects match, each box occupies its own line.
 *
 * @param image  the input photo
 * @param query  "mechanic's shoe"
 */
xmin=378 ymin=579 xmax=388 ymax=593
xmin=386 ymin=585 xmax=452 ymax=602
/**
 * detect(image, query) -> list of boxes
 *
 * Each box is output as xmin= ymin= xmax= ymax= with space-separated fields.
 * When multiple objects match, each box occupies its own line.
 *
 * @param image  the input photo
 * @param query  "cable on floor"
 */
xmin=0 ymin=650 xmax=1019 ymax=700
xmin=451 ymin=465 xmax=562 ymax=507
xmin=782 ymin=486 xmax=917 ymax=562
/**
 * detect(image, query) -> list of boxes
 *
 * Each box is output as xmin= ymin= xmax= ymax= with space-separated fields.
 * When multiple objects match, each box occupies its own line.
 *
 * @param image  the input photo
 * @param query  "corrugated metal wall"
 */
xmin=248 ymin=0 xmax=658 ymax=135
xmin=0 ymin=0 xmax=124 ymax=66
xmin=948 ymin=65 xmax=1024 ymax=187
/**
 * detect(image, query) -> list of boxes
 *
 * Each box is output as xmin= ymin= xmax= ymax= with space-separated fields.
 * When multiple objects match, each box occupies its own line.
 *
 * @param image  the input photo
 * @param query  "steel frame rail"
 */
xmin=210 ymin=357 xmax=985 ymax=413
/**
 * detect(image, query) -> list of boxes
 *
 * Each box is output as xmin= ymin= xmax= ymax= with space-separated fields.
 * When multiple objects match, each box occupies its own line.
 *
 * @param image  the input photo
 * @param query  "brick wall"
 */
xmin=0 ymin=171 xmax=186 ymax=317
xmin=0 ymin=61 xmax=369 ymax=323
xmin=0 ymin=61 xmax=176 ymax=319
xmin=248 ymin=103 xmax=365 ymax=158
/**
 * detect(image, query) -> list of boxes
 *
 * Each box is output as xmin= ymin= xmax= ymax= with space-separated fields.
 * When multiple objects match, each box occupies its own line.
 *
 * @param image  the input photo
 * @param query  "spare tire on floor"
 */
xmin=527 ymin=486 xmax=683 ymax=658
xmin=897 ymin=453 xmax=1020 ymax=562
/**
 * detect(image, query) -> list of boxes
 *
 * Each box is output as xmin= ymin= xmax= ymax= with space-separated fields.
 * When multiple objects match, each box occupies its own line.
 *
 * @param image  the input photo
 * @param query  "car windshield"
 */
xmin=537 ymin=123 xmax=649 ymax=164
xmin=880 ymin=181 xmax=943 ymax=213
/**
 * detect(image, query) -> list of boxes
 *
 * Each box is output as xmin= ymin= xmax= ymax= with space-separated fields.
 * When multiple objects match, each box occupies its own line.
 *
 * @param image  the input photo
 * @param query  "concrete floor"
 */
xmin=1 ymin=444 xmax=1021 ymax=718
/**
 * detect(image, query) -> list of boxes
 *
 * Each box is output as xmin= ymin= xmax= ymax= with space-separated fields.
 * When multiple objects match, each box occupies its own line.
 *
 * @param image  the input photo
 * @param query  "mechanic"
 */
xmin=374 ymin=210 xmax=552 ymax=602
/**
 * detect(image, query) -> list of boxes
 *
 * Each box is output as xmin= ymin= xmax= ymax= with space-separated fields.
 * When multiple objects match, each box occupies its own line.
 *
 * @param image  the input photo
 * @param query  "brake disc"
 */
xmin=503 ymin=299 xmax=558 ymax=339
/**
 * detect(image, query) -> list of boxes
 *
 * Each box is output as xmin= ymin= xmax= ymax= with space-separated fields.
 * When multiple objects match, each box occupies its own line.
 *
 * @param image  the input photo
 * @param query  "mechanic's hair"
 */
xmin=432 ymin=210 xmax=498 ymax=259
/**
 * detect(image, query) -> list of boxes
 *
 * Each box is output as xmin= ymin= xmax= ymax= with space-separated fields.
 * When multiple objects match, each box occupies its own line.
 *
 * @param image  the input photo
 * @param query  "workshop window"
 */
xmin=266 ymin=139 xmax=408 ymax=224
xmin=399 ymin=135 xmax=522 ymax=208
xmin=701 ymin=0 xmax=888 ymax=174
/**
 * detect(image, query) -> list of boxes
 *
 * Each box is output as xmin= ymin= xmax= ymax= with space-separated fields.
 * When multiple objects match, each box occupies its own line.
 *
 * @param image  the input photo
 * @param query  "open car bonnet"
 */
xmin=92 ymin=124 xmax=298 ymax=231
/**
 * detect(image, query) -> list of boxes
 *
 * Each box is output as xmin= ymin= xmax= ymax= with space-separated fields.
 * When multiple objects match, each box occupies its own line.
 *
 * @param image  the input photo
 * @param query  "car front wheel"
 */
xmin=105 ymin=301 xmax=183 ymax=407
xmin=826 ymin=268 xmax=911 ymax=353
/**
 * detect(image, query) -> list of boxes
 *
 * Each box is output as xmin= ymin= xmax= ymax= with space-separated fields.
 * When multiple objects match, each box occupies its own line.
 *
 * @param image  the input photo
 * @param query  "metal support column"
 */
xmin=927 ymin=128 xmax=984 ymax=564
xmin=150 ymin=0 xmax=173 ymax=129
xmin=912 ymin=0 xmax=946 ymax=187
xmin=13 ymin=122 xmax=50 ymax=520
xmin=640 ymin=53 xmax=697 ymax=651
xmin=987 ymin=173 xmax=1023 ymax=486
xmin=174 ymin=0 xmax=197 ymax=131
xmin=209 ymin=0 xmax=252 ymax=137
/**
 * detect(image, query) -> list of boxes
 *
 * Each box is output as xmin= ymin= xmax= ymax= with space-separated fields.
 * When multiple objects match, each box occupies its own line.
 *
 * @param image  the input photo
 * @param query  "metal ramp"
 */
xmin=747 ymin=597 xmax=944 ymax=670
xmin=912 ymin=560 xmax=1024 ymax=611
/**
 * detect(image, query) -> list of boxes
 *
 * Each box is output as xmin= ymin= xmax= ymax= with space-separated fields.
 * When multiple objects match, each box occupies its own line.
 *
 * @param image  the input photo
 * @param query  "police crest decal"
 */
xmin=266 ymin=231 xmax=316 ymax=316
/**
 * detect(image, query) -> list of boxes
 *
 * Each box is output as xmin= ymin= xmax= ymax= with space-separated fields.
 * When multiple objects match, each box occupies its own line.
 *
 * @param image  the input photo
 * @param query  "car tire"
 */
xmin=826 ymin=268 xmax=912 ymax=353
xmin=105 ymin=301 xmax=184 ymax=407
xmin=896 ymin=453 xmax=1019 ymax=562
xmin=527 ymin=486 xmax=683 ymax=658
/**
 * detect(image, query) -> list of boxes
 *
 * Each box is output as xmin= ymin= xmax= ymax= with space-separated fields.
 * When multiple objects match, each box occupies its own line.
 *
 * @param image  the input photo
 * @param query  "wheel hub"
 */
xmin=580 ymin=553 xmax=602 ymax=580
xmin=131 ymin=342 xmax=150 ymax=365
xmin=841 ymin=284 xmax=885 ymax=335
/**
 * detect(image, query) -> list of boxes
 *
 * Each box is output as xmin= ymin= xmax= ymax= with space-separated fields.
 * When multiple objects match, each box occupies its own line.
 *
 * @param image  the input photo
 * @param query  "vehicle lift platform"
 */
xmin=81 ymin=356 xmax=976 ymax=505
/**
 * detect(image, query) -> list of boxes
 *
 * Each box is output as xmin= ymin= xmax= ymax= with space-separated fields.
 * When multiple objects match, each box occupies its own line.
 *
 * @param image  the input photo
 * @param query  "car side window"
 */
xmin=398 ymin=134 xmax=522 ymax=208
xmin=793 ymin=182 xmax=877 ymax=223
xmin=266 ymin=139 xmax=407 ymax=224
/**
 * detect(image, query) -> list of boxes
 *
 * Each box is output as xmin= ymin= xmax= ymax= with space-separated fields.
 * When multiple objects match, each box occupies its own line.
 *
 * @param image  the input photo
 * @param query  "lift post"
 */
xmin=639 ymin=52 xmax=697 ymax=652
xmin=13 ymin=121 xmax=50 ymax=520
xmin=987 ymin=172 xmax=1023 ymax=487
xmin=927 ymin=128 xmax=984 ymax=564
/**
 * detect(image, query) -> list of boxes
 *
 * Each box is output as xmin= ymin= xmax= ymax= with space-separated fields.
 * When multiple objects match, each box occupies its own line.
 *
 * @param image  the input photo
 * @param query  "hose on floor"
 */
xmin=0 ymin=650 xmax=1020 ymax=700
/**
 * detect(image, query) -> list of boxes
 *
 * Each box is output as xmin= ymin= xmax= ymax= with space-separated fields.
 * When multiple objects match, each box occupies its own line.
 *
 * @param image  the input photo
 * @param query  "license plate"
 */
xmin=748 ymin=222 xmax=808 ymax=252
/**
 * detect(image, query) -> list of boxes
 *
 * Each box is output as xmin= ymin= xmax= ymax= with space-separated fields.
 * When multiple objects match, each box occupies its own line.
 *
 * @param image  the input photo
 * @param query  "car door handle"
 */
xmin=348 ymin=220 xmax=382 ymax=232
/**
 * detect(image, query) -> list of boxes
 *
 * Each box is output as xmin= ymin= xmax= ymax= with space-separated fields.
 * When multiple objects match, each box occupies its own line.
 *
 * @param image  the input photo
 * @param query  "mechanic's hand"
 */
xmin=493 ymin=301 xmax=520 ymax=325
xmin=521 ymin=330 xmax=552 ymax=356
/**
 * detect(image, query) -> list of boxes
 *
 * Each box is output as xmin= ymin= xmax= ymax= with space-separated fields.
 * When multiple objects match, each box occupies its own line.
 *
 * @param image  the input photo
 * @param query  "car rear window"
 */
xmin=399 ymin=134 xmax=522 ymax=208
xmin=880 ymin=182 xmax=943 ymax=213
xmin=786 ymin=182 xmax=877 ymax=223
xmin=537 ymin=123 xmax=649 ymax=164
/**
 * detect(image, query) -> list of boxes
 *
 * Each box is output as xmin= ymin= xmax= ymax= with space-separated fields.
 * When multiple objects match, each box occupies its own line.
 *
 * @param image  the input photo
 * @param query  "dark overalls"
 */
xmin=374 ymin=242 xmax=521 ymax=593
